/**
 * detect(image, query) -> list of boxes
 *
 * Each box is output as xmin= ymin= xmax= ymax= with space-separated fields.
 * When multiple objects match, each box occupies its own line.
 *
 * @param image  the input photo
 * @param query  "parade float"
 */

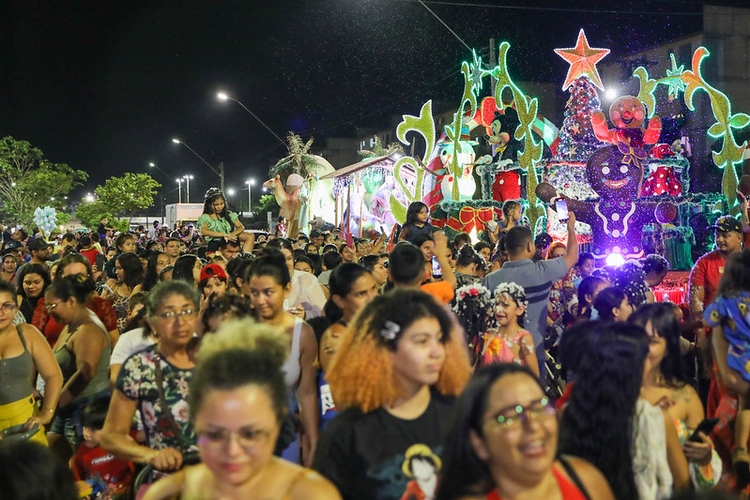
xmin=320 ymin=142 xmax=408 ymax=239
xmin=356 ymin=28 xmax=749 ymax=277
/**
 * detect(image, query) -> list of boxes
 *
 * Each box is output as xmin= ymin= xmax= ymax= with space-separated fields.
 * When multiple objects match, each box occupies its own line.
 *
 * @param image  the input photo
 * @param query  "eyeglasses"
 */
xmin=44 ymin=302 xmax=60 ymax=312
xmin=196 ymin=427 xmax=272 ymax=450
xmin=1 ymin=302 xmax=18 ymax=314
xmin=489 ymin=397 xmax=556 ymax=429
xmin=154 ymin=309 xmax=196 ymax=321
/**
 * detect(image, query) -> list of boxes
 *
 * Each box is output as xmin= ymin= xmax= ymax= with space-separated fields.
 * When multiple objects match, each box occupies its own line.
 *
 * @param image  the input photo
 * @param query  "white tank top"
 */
xmin=282 ymin=317 xmax=303 ymax=388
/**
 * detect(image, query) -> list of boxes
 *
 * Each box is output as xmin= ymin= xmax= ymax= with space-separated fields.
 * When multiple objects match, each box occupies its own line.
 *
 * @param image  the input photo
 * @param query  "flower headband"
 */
xmin=453 ymin=283 xmax=492 ymax=310
xmin=494 ymin=282 xmax=528 ymax=308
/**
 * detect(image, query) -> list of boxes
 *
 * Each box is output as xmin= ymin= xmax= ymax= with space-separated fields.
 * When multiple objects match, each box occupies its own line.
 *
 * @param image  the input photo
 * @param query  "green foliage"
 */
xmin=0 ymin=136 xmax=88 ymax=227
xmin=357 ymin=137 xmax=404 ymax=159
xmin=74 ymin=173 xmax=160 ymax=230
xmin=268 ymin=133 xmax=319 ymax=182
xmin=256 ymin=194 xmax=280 ymax=215
xmin=74 ymin=200 xmax=111 ymax=230
xmin=95 ymin=173 xmax=161 ymax=219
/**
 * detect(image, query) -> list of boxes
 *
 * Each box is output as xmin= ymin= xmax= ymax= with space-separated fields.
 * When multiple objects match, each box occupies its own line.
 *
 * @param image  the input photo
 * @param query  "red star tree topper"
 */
xmin=554 ymin=28 xmax=610 ymax=91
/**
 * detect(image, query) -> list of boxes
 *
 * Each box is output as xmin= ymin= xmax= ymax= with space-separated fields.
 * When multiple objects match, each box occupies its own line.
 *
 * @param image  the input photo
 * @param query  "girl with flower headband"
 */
xmin=480 ymin=282 xmax=539 ymax=377
xmin=312 ymin=288 xmax=471 ymax=499
xmin=452 ymin=283 xmax=493 ymax=367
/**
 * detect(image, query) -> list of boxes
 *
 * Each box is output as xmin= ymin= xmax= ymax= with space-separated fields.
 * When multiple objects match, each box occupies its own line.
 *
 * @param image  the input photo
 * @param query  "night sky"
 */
xmin=0 ymin=0 xmax=742 ymax=206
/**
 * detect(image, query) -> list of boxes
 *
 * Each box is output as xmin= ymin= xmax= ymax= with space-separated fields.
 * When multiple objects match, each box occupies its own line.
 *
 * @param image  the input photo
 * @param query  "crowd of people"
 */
xmin=0 ymin=191 xmax=747 ymax=500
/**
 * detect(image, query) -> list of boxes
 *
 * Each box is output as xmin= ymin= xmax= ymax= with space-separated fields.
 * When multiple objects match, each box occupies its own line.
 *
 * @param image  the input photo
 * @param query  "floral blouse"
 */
xmin=116 ymin=345 xmax=196 ymax=451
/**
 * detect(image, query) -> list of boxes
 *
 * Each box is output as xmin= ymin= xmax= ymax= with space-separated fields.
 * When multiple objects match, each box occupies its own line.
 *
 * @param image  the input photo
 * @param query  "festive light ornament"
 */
xmin=654 ymin=202 xmax=678 ymax=224
xmin=554 ymin=29 xmax=610 ymax=91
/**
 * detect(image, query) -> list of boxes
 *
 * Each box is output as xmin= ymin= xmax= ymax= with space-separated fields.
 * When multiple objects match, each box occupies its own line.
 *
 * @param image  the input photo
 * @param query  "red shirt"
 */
xmin=689 ymin=250 xmax=727 ymax=310
xmin=33 ymin=296 xmax=117 ymax=346
xmin=79 ymin=248 xmax=100 ymax=267
xmin=73 ymin=442 xmax=136 ymax=499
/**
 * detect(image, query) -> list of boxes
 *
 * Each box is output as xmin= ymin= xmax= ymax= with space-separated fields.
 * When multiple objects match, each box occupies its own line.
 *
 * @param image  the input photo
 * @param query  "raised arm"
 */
xmin=563 ymin=211 xmax=579 ymax=271
xmin=433 ymin=231 xmax=456 ymax=289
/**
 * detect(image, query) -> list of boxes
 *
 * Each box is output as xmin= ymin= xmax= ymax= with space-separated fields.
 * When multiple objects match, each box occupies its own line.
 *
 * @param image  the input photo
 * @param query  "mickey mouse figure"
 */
xmin=475 ymin=106 xmax=524 ymax=201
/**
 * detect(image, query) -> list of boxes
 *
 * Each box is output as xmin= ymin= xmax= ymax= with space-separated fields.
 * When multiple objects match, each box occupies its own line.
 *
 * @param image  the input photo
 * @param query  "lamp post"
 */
xmin=148 ymin=162 xmax=170 ymax=178
xmin=246 ymin=179 xmax=256 ymax=215
xmin=183 ymin=175 xmax=193 ymax=203
xmin=216 ymin=93 xmax=287 ymax=148
xmin=176 ymin=179 xmax=183 ymax=203
xmin=171 ymin=138 xmax=225 ymax=192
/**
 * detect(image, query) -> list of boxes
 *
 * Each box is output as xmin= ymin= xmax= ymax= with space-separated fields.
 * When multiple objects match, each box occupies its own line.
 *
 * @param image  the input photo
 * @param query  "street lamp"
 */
xmin=183 ymin=175 xmax=194 ymax=203
xmin=216 ymin=92 xmax=287 ymax=148
xmin=176 ymin=178 xmax=184 ymax=203
xmin=246 ymin=178 xmax=256 ymax=215
xmin=148 ymin=162 xmax=170 ymax=178
xmin=171 ymin=138 xmax=225 ymax=191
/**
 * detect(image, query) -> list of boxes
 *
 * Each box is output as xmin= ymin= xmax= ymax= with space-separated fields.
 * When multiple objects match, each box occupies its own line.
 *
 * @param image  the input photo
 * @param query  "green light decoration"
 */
xmin=635 ymin=47 xmax=750 ymax=208
xmin=664 ymin=53 xmax=686 ymax=99
xmin=389 ymin=100 xmax=437 ymax=224
xmin=489 ymin=41 xmax=545 ymax=232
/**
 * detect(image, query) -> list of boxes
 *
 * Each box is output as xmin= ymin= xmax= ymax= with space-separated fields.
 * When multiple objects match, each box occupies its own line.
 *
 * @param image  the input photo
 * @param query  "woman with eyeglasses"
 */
xmin=45 ymin=275 xmax=111 ymax=461
xmin=32 ymin=254 xmax=119 ymax=348
xmin=436 ymin=363 xmax=613 ymax=500
xmin=313 ymin=288 xmax=471 ymax=499
xmin=0 ymin=280 xmax=62 ymax=446
xmin=142 ymin=319 xmax=341 ymax=500
xmin=101 ymin=281 xmax=199 ymax=473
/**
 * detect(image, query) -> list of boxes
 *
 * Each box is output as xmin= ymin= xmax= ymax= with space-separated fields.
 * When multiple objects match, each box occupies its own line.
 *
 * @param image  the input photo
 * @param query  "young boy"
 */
xmin=72 ymin=398 xmax=136 ymax=500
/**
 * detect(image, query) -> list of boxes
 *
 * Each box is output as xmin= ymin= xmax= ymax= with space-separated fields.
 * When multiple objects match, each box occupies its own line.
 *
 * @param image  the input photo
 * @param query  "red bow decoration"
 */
xmin=650 ymin=143 xmax=675 ymax=159
xmin=446 ymin=206 xmax=494 ymax=233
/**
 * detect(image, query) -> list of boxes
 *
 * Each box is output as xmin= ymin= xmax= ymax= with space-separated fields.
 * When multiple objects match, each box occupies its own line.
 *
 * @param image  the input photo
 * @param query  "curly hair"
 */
xmin=327 ymin=289 xmax=471 ymax=413
xmin=191 ymin=318 xmax=289 ymax=422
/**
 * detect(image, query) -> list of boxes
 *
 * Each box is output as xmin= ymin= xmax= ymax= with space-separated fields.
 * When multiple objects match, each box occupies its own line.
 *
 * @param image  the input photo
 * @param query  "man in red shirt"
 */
xmin=690 ymin=215 xmax=743 ymax=419
xmin=690 ymin=215 xmax=743 ymax=319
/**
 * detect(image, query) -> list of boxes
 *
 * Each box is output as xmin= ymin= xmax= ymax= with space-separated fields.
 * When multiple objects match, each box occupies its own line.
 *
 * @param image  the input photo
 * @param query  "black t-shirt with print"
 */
xmin=312 ymin=388 xmax=455 ymax=500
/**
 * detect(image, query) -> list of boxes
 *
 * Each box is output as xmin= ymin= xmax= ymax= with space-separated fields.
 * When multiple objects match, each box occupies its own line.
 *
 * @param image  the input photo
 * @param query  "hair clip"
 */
xmin=380 ymin=320 xmax=400 ymax=341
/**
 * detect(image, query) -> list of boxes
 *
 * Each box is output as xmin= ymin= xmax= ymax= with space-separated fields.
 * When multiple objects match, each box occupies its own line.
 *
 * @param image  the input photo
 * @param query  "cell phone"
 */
xmin=95 ymin=253 xmax=107 ymax=270
xmin=432 ymin=256 xmax=442 ymax=278
xmin=555 ymin=198 xmax=569 ymax=222
xmin=688 ymin=417 xmax=719 ymax=442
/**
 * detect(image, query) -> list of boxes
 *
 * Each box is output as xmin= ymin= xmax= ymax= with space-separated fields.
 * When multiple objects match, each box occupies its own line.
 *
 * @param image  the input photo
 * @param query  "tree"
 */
xmin=75 ymin=173 xmax=160 ymax=231
xmin=554 ymin=76 xmax=603 ymax=162
xmin=95 ymin=173 xmax=161 ymax=220
xmin=255 ymin=194 xmax=279 ymax=216
xmin=0 ymin=136 xmax=88 ymax=227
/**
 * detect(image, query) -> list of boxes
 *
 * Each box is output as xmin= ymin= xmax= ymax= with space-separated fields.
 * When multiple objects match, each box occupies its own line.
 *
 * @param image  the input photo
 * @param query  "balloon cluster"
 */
xmin=33 ymin=206 xmax=58 ymax=237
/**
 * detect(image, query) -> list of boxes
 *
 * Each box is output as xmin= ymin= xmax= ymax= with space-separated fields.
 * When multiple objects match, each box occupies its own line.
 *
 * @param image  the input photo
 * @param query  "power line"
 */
xmin=400 ymin=0 xmax=704 ymax=16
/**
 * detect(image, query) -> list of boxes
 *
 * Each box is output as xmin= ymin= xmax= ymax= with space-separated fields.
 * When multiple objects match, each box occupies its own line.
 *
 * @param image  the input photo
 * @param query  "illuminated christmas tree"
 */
xmin=555 ymin=76 xmax=602 ymax=161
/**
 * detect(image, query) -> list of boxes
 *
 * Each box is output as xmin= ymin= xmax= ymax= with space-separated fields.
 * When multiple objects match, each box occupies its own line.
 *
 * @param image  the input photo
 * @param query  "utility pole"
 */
xmin=219 ymin=162 xmax=225 ymax=193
